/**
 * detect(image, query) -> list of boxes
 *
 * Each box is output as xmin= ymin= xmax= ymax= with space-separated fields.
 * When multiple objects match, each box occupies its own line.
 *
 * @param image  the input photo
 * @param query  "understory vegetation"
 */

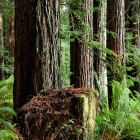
xmin=0 ymin=76 xmax=19 ymax=139
xmin=95 ymin=80 xmax=140 ymax=140
xmin=0 ymin=0 xmax=140 ymax=140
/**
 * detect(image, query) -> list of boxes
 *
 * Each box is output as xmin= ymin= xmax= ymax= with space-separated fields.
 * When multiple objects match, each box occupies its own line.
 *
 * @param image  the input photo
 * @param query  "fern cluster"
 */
xmin=0 ymin=75 xmax=14 ymax=107
xmin=0 ymin=76 xmax=19 ymax=139
xmin=95 ymin=80 xmax=140 ymax=140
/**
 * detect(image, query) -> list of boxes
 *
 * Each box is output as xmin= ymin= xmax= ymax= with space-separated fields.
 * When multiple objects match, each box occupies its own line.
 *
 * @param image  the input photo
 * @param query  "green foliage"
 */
xmin=0 ymin=76 xmax=19 ymax=139
xmin=0 ymin=75 xmax=13 ymax=107
xmin=95 ymin=80 xmax=140 ymax=140
xmin=3 ymin=0 xmax=14 ymax=17
xmin=60 ymin=3 xmax=71 ymax=87
xmin=0 ymin=114 xmax=19 ymax=140
xmin=4 ymin=51 xmax=14 ymax=78
xmin=125 ymin=31 xmax=140 ymax=90
xmin=125 ymin=32 xmax=140 ymax=66
xmin=2 ymin=0 xmax=15 ymax=78
xmin=0 ymin=130 xmax=18 ymax=140
xmin=106 ymin=29 xmax=117 ymax=38
xmin=60 ymin=40 xmax=71 ymax=87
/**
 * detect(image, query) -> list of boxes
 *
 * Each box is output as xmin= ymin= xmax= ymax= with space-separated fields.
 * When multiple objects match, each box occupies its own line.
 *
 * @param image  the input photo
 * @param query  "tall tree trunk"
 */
xmin=0 ymin=0 xmax=4 ymax=80
xmin=107 ymin=0 xmax=125 ymax=107
xmin=93 ymin=0 xmax=107 ymax=101
xmin=9 ymin=16 xmax=15 ymax=57
xmin=132 ymin=1 xmax=140 ymax=49
xmin=36 ymin=1 xmax=61 ymax=89
xmin=14 ymin=0 xmax=61 ymax=114
xmin=14 ymin=0 xmax=37 ymax=114
xmin=9 ymin=0 xmax=15 ymax=57
xmin=70 ymin=0 xmax=94 ymax=88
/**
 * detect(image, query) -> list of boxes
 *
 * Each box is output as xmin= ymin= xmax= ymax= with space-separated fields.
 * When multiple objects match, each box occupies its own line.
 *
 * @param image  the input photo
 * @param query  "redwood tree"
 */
xmin=70 ymin=0 xmax=94 ymax=88
xmin=9 ymin=16 xmax=14 ymax=57
xmin=107 ymin=0 xmax=125 ymax=106
xmin=14 ymin=0 xmax=61 ymax=113
xmin=93 ymin=0 xmax=107 ymax=101
xmin=0 ymin=0 xmax=4 ymax=80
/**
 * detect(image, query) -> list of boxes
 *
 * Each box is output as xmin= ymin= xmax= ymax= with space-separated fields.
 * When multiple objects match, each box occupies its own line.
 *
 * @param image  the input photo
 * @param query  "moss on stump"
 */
xmin=18 ymin=87 xmax=98 ymax=140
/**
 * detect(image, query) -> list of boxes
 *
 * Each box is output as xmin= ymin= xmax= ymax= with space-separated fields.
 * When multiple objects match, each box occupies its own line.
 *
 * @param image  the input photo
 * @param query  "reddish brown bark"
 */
xmin=107 ymin=0 xmax=125 ymax=107
xmin=107 ymin=0 xmax=125 ymax=66
xmin=14 ymin=0 xmax=61 ymax=114
xmin=70 ymin=0 xmax=94 ymax=88
xmin=9 ymin=16 xmax=15 ymax=57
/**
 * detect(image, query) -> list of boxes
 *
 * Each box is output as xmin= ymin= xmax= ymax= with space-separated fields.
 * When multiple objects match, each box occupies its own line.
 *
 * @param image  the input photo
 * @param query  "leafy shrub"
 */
xmin=0 ymin=107 xmax=18 ymax=140
xmin=0 ymin=75 xmax=13 ymax=107
xmin=95 ymin=80 xmax=140 ymax=140
xmin=0 ymin=76 xmax=19 ymax=139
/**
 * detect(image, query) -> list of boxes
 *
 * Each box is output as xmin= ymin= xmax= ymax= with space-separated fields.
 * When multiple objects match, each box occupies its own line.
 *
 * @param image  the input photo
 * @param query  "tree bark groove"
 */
xmin=70 ymin=0 xmax=94 ymax=88
xmin=14 ymin=0 xmax=61 ymax=114
xmin=107 ymin=0 xmax=125 ymax=107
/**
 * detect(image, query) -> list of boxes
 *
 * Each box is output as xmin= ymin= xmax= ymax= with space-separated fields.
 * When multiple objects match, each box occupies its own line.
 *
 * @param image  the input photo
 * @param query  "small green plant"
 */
xmin=95 ymin=80 xmax=140 ymax=140
xmin=0 ymin=75 xmax=14 ymax=107
xmin=0 ymin=76 xmax=19 ymax=139
xmin=0 ymin=107 xmax=18 ymax=140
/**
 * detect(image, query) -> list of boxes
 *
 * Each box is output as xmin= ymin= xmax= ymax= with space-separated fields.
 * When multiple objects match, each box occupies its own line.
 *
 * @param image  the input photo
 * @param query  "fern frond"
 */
xmin=0 ymin=75 xmax=14 ymax=107
xmin=0 ymin=130 xmax=18 ymax=140
xmin=0 ymin=107 xmax=16 ymax=116
xmin=0 ymin=75 xmax=14 ymax=88
xmin=95 ymin=79 xmax=140 ymax=140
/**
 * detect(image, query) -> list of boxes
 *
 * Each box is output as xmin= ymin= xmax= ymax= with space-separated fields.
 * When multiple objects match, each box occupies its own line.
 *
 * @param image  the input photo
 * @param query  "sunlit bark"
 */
xmin=94 ymin=0 xmax=107 ymax=101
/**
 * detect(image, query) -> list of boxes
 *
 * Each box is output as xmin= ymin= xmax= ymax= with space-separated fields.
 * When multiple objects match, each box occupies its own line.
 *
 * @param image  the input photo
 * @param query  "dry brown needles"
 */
xmin=18 ymin=87 xmax=91 ymax=140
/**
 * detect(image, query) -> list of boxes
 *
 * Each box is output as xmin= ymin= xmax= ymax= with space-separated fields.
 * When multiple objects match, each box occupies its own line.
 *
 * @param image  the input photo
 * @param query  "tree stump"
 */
xmin=18 ymin=87 xmax=98 ymax=140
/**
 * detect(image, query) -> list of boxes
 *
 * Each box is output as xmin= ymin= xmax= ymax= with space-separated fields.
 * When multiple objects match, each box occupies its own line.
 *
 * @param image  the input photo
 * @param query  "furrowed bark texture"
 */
xmin=9 ymin=16 xmax=15 ymax=57
xmin=70 ymin=0 xmax=94 ymax=88
xmin=107 ymin=0 xmax=125 ymax=66
xmin=36 ymin=1 xmax=61 ymax=89
xmin=14 ymin=0 xmax=61 ymax=113
xmin=14 ymin=0 xmax=38 ymax=112
xmin=9 ymin=1 xmax=15 ymax=57
xmin=93 ymin=0 xmax=107 ymax=101
xmin=107 ymin=0 xmax=125 ymax=107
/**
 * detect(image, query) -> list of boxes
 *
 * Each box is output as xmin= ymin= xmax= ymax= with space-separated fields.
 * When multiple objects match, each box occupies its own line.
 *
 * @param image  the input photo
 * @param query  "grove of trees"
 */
xmin=0 ymin=0 xmax=140 ymax=139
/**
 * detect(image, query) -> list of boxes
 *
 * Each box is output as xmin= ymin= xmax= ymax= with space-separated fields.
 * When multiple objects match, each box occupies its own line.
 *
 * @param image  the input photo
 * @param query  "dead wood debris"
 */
xmin=18 ymin=87 xmax=92 ymax=140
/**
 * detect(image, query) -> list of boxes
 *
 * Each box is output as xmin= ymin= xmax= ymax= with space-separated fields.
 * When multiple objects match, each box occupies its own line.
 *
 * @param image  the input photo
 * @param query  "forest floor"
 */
xmin=18 ymin=87 xmax=93 ymax=140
